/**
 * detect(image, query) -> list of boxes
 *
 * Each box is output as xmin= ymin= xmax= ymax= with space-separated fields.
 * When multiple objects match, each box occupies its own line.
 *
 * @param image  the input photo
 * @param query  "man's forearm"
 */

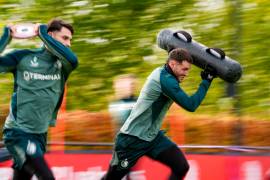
xmin=0 ymin=27 xmax=17 ymax=69
xmin=0 ymin=27 xmax=12 ymax=54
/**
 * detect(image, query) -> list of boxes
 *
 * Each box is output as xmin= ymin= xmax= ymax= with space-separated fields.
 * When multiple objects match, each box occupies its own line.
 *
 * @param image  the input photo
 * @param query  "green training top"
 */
xmin=120 ymin=65 xmax=211 ymax=141
xmin=0 ymin=25 xmax=78 ymax=134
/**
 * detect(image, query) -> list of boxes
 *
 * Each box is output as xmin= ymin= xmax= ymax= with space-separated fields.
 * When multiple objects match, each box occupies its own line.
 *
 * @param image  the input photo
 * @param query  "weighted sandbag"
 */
xmin=157 ymin=29 xmax=242 ymax=83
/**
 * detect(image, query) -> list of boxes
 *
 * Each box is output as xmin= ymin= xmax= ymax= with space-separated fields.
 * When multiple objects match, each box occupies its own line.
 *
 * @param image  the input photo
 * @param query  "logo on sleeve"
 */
xmin=30 ymin=56 xmax=39 ymax=67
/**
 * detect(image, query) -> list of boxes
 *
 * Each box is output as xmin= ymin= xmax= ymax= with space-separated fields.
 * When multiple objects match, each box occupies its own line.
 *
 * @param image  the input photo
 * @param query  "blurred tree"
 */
xmin=0 ymin=0 xmax=269 ymax=120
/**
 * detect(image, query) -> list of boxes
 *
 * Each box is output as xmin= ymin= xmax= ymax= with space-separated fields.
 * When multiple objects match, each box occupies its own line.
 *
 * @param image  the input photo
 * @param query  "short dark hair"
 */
xmin=167 ymin=48 xmax=193 ymax=64
xmin=47 ymin=19 xmax=74 ymax=35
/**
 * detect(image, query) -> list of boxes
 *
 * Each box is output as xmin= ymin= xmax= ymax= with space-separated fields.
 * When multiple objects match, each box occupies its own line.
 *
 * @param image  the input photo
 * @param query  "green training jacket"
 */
xmin=120 ymin=65 xmax=211 ymax=141
xmin=0 ymin=25 xmax=78 ymax=133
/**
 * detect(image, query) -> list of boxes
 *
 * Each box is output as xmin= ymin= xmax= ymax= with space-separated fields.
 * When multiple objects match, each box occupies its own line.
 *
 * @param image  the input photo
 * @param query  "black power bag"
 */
xmin=157 ymin=29 xmax=242 ymax=83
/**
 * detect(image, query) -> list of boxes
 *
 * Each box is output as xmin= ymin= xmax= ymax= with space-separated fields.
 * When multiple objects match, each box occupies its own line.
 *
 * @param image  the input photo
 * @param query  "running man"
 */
xmin=102 ymin=48 xmax=215 ymax=180
xmin=0 ymin=19 xmax=78 ymax=179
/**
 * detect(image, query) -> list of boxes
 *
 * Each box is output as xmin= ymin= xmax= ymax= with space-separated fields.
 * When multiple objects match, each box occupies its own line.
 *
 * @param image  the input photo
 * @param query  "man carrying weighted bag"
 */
xmin=102 ymin=48 xmax=215 ymax=180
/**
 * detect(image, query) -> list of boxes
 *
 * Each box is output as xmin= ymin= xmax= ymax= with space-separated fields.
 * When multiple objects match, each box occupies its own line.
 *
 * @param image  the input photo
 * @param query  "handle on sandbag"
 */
xmin=206 ymin=48 xmax=225 ymax=60
xmin=173 ymin=30 xmax=192 ymax=43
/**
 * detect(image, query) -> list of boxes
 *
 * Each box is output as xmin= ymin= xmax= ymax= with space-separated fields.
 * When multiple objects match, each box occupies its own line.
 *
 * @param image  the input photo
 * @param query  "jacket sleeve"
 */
xmin=0 ymin=27 xmax=17 ymax=72
xmin=160 ymin=73 xmax=211 ymax=112
xmin=38 ymin=24 xmax=78 ymax=77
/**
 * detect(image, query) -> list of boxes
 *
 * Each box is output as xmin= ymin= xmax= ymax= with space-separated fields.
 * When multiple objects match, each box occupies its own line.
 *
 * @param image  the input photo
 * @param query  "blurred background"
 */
xmin=1 ymin=0 xmax=270 ymax=179
xmin=0 ymin=0 xmax=269 ymax=152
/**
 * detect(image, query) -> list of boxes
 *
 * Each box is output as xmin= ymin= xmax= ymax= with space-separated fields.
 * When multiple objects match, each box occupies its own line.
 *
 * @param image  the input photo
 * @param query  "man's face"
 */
xmin=114 ymin=76 xmax=136 ymax=99
xmin=171 ymin=60 xmax=191 ymax=82
xmin=50 ymin=27 xmax=72 ymax=47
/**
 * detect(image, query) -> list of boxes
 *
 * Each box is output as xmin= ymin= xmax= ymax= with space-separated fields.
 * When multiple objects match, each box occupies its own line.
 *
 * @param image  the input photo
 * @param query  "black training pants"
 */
xmin=102 ymin=145 xmax=189 ymax=180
